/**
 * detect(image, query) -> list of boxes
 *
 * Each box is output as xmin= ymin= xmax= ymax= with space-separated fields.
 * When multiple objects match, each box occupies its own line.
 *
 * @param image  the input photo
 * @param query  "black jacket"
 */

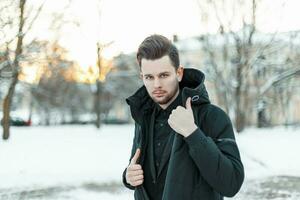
xmin=123 ymin=68 xmax=244 ymax=200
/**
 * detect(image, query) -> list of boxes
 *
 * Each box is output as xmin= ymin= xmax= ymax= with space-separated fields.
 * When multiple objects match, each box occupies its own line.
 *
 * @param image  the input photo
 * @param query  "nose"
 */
xmin=154 ymin=78 xmax=161 ymax=88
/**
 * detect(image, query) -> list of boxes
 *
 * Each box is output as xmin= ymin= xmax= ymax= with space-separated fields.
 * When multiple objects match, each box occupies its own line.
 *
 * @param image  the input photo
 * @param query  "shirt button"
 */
xmin=157 ymin=142 xmax=161 ymax=146
xmin=156 ymin=162 xmax=159 ymax=167
xmin=160 ymin=123 xmax=164 ymax=127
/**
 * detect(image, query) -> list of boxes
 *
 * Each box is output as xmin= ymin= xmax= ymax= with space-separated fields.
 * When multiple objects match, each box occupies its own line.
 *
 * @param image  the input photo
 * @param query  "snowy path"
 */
xmin=1 ymin=176 xmax=300 ymax=200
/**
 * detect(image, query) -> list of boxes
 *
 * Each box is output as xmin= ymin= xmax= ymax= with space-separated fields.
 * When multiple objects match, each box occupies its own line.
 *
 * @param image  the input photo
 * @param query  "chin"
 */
xmin=153 ymin=97 xmax=171 ymax=105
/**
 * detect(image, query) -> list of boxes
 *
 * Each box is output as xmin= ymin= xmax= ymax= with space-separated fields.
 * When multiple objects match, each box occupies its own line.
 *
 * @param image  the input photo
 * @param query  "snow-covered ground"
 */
xmin=0 ymin=125 xmax=299 ymax=199
xmin=238 ymin=127 xmax=300 ymax=178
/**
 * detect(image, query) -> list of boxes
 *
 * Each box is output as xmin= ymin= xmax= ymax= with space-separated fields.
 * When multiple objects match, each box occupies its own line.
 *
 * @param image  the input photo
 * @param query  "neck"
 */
xmin=159 ymin=89 xmax=180 ymax=110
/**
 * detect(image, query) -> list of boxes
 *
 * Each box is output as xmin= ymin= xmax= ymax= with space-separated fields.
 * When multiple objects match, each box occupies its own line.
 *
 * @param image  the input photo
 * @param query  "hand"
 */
xmin=168 ymin=97 xmax=198 ymax=137
xmin=125 ymin=148 xmax=144 ymax=187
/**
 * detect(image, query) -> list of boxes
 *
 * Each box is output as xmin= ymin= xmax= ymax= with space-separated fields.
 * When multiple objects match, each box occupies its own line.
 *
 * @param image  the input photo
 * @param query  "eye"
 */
xmin=160 ymin=74 xmax=168 ymax=78
xmin=145 ymin=76 xmax=153 ymax=80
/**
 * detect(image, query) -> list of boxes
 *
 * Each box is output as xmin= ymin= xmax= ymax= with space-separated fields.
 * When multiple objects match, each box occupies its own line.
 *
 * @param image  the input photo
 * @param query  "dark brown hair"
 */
xmin=136 ymin=34 xmax=180 ymax=69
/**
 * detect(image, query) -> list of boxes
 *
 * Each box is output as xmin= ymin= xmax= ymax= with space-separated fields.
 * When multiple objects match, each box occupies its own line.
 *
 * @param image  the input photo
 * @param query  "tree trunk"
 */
xmin=2 ymin=0 xmax=26 ymax=140
xmin=2 ymin=74 xmax=19 ymax=140
xmin=94 ymin=43 xmax=102 ymax=129
xmin=257 ymin=99 xmax=268 ymax=128
xmin=95 ymin=81 xmax=102 ymax=128
xmin=235 ymin=61 xmax=245 ymax=133
xmin=45 ymin=108 xmax=50 ymax=126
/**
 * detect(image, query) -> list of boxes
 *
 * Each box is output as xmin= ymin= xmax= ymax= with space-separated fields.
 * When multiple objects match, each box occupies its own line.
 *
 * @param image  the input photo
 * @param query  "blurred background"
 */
xmin=0 ymin=0 xmax=300 ymax=199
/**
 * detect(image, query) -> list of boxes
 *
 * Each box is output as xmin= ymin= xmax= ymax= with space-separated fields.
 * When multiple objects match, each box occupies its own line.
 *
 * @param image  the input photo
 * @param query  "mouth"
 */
xmin=153 ymin=90 xmax=166 ymax=97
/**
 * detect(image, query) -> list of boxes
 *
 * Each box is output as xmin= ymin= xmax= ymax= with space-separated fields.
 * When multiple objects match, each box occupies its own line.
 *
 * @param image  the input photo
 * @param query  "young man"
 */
xmin=123 ymin=34 xmax=244 ymax=200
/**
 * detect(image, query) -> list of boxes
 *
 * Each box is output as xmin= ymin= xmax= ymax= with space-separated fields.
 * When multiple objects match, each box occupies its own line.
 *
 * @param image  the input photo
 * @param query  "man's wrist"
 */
xmin=183 ymin=124 xmax=198 ymax=137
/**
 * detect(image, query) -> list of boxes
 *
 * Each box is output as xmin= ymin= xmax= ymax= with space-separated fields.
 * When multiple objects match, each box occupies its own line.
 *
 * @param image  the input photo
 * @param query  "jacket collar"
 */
xmin=126 ymin=68 xmax=210 ymax=124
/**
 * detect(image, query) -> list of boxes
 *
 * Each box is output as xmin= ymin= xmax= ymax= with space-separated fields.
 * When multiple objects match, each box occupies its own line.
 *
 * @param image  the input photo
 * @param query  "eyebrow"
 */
xmin=144 ymin=71 xmax=171 ymax=77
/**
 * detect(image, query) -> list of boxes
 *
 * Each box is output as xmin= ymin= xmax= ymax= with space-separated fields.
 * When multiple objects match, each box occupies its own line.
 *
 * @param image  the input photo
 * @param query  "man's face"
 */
xmin=140 ymin=55 xmax=183 ymax=109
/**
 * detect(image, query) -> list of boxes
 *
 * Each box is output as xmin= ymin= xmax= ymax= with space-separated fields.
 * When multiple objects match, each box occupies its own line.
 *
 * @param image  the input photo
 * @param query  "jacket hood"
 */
xmin=126 ymin=68 xmax=210 ymax=124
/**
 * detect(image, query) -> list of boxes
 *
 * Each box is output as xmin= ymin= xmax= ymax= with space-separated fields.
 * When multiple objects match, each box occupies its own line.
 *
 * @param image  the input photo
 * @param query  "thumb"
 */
xmin=130 ymin=148 xmax=141 ymax=164
xmin=185 ymin=97 xmax=192 ymax=110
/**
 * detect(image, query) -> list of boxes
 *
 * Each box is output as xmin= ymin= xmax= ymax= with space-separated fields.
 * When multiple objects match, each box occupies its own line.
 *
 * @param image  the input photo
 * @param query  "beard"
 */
xmin=150 ymin=83 xmax=179 ymax=106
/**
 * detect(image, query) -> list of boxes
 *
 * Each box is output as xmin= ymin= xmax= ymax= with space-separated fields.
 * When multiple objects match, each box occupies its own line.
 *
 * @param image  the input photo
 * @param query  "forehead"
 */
xmin=141 ymin=55 xmax=175 ymax=75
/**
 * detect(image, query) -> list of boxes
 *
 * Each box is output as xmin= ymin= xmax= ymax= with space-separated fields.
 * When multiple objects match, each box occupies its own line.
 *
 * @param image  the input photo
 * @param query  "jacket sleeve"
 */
xmin=122 ymin=123 xmax=141 ymax=190
xmin=184 ymin=105 xmax=244 ymax=197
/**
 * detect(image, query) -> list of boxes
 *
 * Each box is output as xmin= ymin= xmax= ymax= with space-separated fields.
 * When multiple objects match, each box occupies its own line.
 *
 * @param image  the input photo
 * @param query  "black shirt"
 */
xmin=144 ymin=90 xmax=182 ymax=200
xmin=153 ymin=91 xmax=182 ymax=171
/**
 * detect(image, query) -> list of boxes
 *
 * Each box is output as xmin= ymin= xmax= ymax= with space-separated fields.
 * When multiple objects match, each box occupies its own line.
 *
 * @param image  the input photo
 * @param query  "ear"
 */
xmin=176 ymin=66 xmax=184 ymax=82
xmin=140 ymin=72 xmax=143 ymax=79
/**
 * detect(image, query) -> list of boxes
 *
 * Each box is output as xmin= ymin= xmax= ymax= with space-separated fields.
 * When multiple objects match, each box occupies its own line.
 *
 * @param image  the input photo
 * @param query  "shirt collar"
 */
xmin=155 ymin=90 xmax=182 ymax=115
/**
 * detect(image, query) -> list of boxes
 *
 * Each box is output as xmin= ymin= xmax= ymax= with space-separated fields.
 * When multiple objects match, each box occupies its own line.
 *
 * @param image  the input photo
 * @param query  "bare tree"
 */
xmin=95 ymin=42 xmax=104 ymax=128
xmin=89 ymin=0 xmax=114 ymax=129
xmin=1 ymin=0 xmax=45 ymax=140
xmin=27 ymin=40 xmax=92 ymax=125
xmin=94 ymin=41 xmax=114 ymax=128
xmin=195 ymin=0 xmax=300 ymax=132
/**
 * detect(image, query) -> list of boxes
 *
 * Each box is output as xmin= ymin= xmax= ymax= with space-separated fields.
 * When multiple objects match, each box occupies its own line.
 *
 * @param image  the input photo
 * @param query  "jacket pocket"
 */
xmin=163 ymin=181 xmax=194 ymax=200
xmin=192 ymin=181 xmax=216 ymax=200
xmin=168 ymin=143 xmax=204 ymax=187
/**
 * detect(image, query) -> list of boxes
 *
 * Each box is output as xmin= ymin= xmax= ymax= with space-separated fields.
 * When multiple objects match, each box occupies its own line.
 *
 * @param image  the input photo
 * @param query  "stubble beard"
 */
xmin=151 ymin=84 xmax=179 ymax=106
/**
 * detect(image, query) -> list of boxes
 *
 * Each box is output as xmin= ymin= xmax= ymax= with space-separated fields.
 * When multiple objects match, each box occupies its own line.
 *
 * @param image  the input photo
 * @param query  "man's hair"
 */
xmin=136 ymin=34 xmax=180 ymax=69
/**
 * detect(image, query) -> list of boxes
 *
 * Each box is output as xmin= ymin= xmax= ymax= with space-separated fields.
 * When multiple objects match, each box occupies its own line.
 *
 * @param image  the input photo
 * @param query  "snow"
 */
xmin=0 ymin=124 xmax=299 ymax=199
xmin=0 ymin=125 xmax=134 ymax=189
xmin=237 ymin=126 xmax=300 ymax=179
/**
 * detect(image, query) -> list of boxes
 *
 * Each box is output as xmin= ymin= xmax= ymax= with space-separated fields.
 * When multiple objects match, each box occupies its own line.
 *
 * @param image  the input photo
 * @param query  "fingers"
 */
xmin=127 ymin=168 xmax=143 ymax=176
xmin=130 ymin=148 xmax=141 ymax=164
xmin=128 ymin=164 xmax=142 ymax=170
xmin=130 ymin=174 xmax=144 ymax=182
xmin=167 ymin=117 xmax=174 ymax=128
xmin=185 ymin=97 xmax=192 ymax=110
xmin=126 ymin=164 xmax=144 ymax=187
xmin=127 ymin=148 xmax=143 ymax=186
xmin=130 ymin=179 xmax=144 ymax=187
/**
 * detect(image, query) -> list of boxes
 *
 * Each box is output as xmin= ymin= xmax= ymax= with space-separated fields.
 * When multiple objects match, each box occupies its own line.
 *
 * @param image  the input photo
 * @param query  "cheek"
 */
xmin=166 ymin=78 xmax=179 ymax=89
xmin=143 ymin=81 xmax=153 ymax=92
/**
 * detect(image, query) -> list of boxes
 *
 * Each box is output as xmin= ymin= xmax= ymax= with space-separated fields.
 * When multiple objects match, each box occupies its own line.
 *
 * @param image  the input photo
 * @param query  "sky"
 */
xmin=26 ymin=0 xmax=300 ymax=68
